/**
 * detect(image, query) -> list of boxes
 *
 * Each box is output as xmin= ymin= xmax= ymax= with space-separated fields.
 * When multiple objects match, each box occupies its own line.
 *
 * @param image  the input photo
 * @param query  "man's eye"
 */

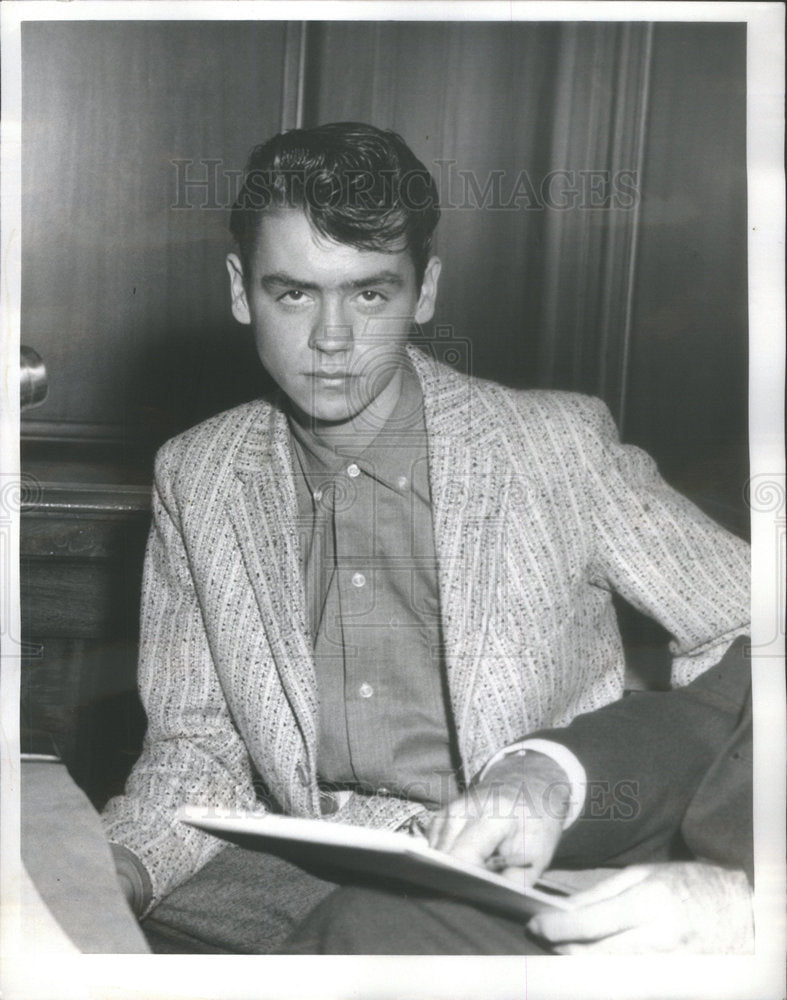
xmin=357 ymin=290 xmax=386 ymax=304
xmin=279 ymin=290 xmax=307 ymax=303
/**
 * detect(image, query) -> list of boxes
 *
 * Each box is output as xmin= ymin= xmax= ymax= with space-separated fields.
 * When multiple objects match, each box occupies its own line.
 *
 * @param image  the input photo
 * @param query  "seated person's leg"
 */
xmin=281 ymin=885 xmax=551 ymax=955
xmin=142 ymin=844 xmax=340 ymax=954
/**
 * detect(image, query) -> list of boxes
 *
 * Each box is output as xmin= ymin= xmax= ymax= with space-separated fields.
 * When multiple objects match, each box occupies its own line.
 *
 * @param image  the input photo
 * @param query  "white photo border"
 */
xmin=1 ymin=3 xmax=784 ymax=999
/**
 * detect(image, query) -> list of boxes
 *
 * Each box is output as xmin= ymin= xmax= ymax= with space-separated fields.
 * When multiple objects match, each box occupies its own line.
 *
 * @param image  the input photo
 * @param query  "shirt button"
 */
xmin=377 ymin=787 xmax=390 ymax=796
xmin=359 ymin=682 xmax=374 ymax=698
xmin=347 ymin=463 xmax=361 ymax=478
xmin=396 ymin=475 xmax=409 ymax=491
xmin=313 ymin=489 xmax=323 ymax=503
xmin=351 ymin=572 xmax=366 ymax=588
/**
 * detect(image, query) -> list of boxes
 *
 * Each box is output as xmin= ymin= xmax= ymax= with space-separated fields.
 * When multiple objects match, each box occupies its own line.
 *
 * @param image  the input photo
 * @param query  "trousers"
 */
xmin=141 ymin=844 xmax=341 ymax=953
xmin=140 ymin=843 xmax=551 ymax=955
xmin=282 ymin=885 xmax=551 ymax=955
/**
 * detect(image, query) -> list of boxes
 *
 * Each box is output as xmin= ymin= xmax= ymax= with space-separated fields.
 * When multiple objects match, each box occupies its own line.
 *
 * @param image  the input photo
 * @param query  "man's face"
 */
xmin=226 ymin=209 xmax=440 ymax=427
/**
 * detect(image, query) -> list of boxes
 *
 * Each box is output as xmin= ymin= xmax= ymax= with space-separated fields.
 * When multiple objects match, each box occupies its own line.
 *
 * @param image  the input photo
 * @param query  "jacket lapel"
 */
xmin=409 ymin=347 xmax=530 ymax=775
xmin=226 ymin=405 xmax=319 ymax=790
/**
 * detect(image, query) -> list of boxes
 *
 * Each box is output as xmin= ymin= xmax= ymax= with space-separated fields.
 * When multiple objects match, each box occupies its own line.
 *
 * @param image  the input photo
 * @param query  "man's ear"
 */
xmin=414 ymin=256 xmax=442 ymax=325
xmin=226 ymin=253 xmax=251 ymax=325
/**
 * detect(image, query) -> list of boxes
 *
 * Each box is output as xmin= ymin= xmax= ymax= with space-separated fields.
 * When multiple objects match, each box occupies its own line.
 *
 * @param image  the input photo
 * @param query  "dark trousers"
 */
xmin=282 ymin=885 xmax=550 ymax=955
xmin=141 ymin=844 xmax=340 ymax=953
xmin=141 ymin=844 xmax=550 ymax=955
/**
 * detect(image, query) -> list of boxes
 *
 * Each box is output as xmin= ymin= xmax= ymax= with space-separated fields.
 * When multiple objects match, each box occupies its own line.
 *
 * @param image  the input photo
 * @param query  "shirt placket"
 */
xmin=333 ymin=460 xmax=394 ymax=788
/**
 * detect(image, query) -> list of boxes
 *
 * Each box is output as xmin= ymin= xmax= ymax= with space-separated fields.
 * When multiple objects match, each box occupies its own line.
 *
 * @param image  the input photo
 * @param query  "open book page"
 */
xmin=178 ymin=806 xmax=575 ymax=920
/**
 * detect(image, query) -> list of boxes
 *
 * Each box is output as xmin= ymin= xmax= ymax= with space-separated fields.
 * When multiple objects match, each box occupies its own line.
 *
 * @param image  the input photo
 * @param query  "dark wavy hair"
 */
xmin=229 ymin=122 xmax=440 ymax=286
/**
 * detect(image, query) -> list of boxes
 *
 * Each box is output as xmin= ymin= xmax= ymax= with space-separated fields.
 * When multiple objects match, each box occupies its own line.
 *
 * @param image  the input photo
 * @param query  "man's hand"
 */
xmin=427 ymin=751 xmax=570 ymax=888
xmin=527 ymin=862 xmax=754 ymax=954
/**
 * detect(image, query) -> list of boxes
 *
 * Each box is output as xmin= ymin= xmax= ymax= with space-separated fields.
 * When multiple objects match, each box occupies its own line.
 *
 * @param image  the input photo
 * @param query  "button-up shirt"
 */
xmin=289 ymin=366 xmax=460 ymax=809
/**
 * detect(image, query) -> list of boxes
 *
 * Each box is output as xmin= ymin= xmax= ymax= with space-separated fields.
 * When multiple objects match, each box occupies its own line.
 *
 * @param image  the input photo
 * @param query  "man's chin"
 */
xmin=289 ymin=398 xmax=366 ymax=430
xmin=312 ymin=409 xmax=362 ymax=428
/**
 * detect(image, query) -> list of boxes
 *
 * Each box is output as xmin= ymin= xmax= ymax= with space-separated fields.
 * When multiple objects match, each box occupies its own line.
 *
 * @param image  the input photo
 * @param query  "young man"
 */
xmin=102 ymin=122 xmax=749 ymax=953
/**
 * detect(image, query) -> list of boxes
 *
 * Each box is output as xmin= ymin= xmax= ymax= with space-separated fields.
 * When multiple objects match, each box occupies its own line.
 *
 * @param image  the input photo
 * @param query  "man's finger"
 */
xmin=500 ymin=865 xmax=528 ymax=890
xmin=447 ymin=816 xmax=511 ymax=866
xmin=528 ymin=880 xmax=655 ymax=944
xmin=427 ymin=803 xmax=474 ymax=852
xmin=546 ymin=864 xmax=653 ymax=908
xmin=552 ymin=922 xmax=675 ymax=955
xmin=529 ymin=898 xmax=632 ymax=944
xmin=552 ymin=926 xmax=642 ymax=955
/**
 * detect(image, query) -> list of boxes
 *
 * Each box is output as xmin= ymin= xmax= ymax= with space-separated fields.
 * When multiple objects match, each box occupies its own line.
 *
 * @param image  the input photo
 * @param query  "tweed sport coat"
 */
xmin=102 ymin=346 xmax=750 ymax=906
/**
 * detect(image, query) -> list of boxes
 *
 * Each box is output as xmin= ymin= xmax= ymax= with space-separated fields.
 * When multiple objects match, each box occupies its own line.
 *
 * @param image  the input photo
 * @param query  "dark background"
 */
xmin=19 ymin=20 xmax=748 ymax=804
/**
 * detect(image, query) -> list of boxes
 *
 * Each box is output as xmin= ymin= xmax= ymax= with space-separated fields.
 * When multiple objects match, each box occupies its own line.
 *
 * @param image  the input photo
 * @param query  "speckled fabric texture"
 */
xmin=102 ymin=346 xmax=749 ymax=910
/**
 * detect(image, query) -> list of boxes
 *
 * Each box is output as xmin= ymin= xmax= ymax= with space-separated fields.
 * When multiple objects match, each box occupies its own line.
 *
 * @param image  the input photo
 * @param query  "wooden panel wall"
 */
xmin=21 ymin=21 xmax=290 ymax=452
xmin=626 ymin=23 xmax=748 ymax=532
xmin=21 ymin=486 xmax=151 ymax=805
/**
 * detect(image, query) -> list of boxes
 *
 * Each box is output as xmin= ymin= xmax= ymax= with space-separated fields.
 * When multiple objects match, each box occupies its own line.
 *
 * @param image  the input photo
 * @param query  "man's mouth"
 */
xmin=308 ymin=370 xmax=356 ymax=381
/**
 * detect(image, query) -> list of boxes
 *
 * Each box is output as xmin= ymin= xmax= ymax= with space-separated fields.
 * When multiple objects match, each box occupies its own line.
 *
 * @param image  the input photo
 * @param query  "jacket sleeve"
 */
xmin=542 ymin=637 xmax=752 ymax=877
xmin=577 ymin=396 xmax=750 ymax=686
xmin=101 ymin=445 xmax=260 ymax=912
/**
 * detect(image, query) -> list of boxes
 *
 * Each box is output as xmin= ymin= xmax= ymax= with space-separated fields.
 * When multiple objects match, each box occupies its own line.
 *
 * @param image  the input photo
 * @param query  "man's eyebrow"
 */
xmin=259 ymin=270 xmax=405 ymax=292
xmin=343 ymin=271 xmax=405 ymax=290
xmin=260 ymin=272 xmax=320 ymax=292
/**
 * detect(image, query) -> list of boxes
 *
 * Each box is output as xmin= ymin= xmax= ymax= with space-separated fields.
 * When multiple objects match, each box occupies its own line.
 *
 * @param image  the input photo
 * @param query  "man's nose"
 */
xmin=309 ymin=300 xmax=353 ymax=352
